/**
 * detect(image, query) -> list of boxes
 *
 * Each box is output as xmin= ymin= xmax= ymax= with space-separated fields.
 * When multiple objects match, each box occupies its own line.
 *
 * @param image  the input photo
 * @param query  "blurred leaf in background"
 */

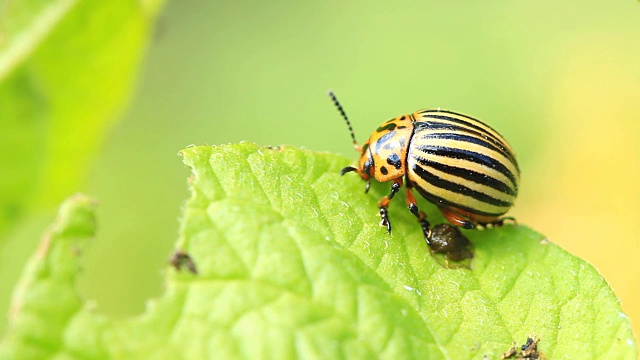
xmin=0 ymin=0 xmax=164 ymax=333
xmin=0 ymin=0 xmax=639 ymax=347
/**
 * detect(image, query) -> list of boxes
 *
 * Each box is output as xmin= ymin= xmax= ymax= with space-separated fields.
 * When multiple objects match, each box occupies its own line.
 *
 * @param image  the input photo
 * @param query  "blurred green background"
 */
xmin=1 ymin=0 xmax=639 ymax=343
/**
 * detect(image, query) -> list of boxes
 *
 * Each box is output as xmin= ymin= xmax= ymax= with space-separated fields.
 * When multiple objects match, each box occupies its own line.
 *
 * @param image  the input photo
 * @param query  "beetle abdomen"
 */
xmin=406 ymin=109 xmax=519 ymax=218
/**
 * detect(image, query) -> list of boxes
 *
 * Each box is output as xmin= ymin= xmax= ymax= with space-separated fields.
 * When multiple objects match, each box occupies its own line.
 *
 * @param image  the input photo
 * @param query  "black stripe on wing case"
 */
xmin=415 ymin=110 xmax=515 ymax=163
xmin=415 ymin=144 xmax=519 ymax=190
xmin=411 ymin=164 xmax=513 ymax=208
xmin=411 ymin=180 xmax=508 ymax=217
xmin=418 ymin=132 xmax=515 ymax=165
xmin=412 ymin=154 xmax=516 ymax=196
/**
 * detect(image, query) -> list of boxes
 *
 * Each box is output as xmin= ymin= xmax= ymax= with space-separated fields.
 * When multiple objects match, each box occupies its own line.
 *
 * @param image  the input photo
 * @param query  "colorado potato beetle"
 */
xmin=329 ymin=91 xmax=519 ymax=243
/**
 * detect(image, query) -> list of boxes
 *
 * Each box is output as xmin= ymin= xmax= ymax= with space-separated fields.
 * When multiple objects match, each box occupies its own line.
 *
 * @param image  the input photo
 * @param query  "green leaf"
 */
xmin=0 ymin=194 xmax=97 ymax=359
xmin=1 ymin=144 xmax=637 ymax=359
xmin=0 ymin=0 xmax=164 ymax=239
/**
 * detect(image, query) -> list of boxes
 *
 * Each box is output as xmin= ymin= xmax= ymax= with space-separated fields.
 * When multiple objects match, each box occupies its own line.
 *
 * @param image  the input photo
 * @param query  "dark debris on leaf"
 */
xmin=501 ymin=336 xmax=545 ymax=360
xmin=169 ymin=250 xmax=198 ymax=274
xmin=428 ymin=223 xmax=474 ymax=268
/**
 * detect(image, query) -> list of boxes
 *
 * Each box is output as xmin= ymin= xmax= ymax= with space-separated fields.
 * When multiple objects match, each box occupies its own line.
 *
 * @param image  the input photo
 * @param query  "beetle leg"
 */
xmin=439 ymin=207 xmax=475 ymax=230
xmin=405 ymin=185 xmax=431 ymax=244
xmin=379 ymin=207 xmax=391 ymax=233
xmin=378 ymin=178 xmax=403 ymax=234
xmin=483 ymin=216 xmax=517 ymax=228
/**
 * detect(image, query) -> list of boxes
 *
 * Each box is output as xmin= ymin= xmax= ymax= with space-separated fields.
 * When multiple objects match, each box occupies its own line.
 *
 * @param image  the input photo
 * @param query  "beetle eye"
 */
xmin=363 ymin=158 xmax=374 ymax=176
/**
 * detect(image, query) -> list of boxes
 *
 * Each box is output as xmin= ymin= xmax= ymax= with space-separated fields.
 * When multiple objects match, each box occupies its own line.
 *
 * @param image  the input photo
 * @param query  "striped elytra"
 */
xmin=407 ymin=109 xmax=519 ymax=224
xmin=329 ymin=91 xmax=519 ymax=238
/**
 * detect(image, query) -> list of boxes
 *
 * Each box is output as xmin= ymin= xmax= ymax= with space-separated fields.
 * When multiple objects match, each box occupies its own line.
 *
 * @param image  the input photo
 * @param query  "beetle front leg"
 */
xmin=378 ymin=178 xmax=403 ymax=234
xmin=405 ymin=183 xmax=431 ymax=244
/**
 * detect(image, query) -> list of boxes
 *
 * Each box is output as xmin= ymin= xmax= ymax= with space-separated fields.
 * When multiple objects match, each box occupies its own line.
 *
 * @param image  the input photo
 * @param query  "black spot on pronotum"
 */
xmin=387 ymin=153 xmax=402 ymax=169
xmin=376 ymin=122 xmax=397 ymax=133
xmin=380 ymin=166 xmax=389 ymax=175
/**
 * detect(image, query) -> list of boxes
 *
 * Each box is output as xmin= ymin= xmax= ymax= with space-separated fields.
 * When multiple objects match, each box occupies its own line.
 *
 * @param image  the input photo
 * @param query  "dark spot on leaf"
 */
xmin=428 ymin=224 xmax=473 ymax=265
xmin=170 ymin=250 xmax=198 ymax=274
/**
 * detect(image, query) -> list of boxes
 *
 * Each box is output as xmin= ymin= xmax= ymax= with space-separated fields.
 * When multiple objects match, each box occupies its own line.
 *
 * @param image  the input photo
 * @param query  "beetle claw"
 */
xmin=461 ymin=221 xmax=475 ymax=230
xmin=379 ymin=208 xmax=392 ymax=234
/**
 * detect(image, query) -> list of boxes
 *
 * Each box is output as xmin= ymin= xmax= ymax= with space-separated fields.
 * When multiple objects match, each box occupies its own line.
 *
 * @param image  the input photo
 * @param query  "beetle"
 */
xmin=329 ymin=91 xmax=519 ymax=242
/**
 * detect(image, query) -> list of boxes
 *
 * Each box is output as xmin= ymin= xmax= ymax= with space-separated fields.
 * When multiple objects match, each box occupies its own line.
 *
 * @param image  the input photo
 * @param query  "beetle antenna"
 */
xmin=328 ymin=90 xmax=361 ymax=152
